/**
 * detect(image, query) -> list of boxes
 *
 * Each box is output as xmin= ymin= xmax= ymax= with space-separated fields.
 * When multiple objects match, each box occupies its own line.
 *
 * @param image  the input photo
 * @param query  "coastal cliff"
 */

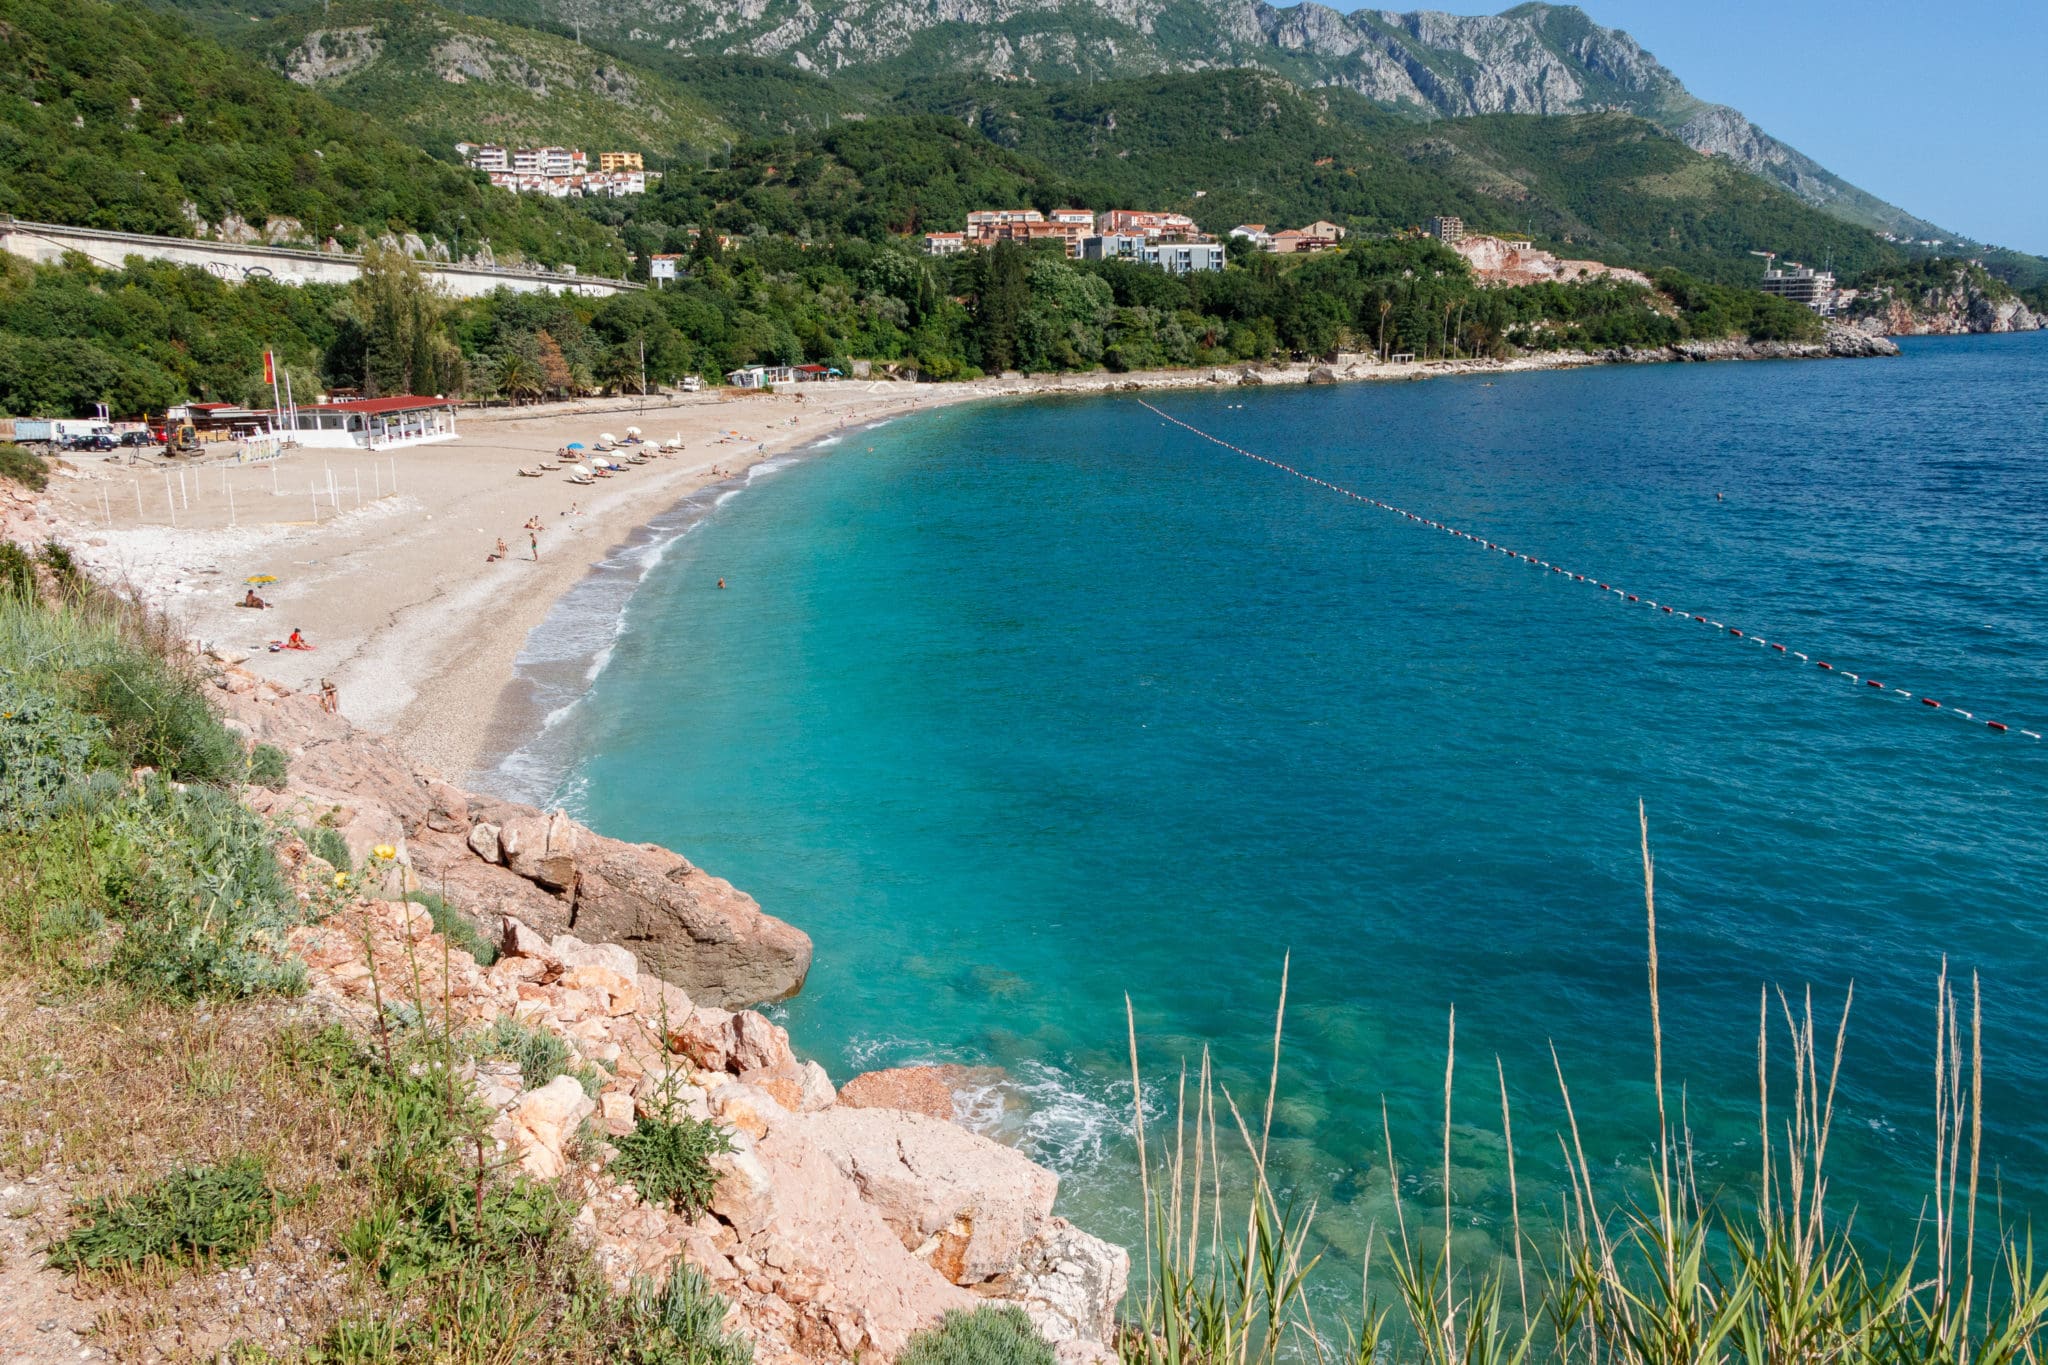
xmin=0 ymin=473 xmax=1126 ymax=1365
xmin=1842 ymin=261 xmax=2046 ymax=337
xmin=215 ymin=663 xmax=1131 ymax=1363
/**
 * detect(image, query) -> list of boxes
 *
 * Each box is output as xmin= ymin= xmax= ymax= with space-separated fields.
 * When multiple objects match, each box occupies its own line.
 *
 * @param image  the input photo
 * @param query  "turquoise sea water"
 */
xmin=493 ymin=334 xmax=2048 ymax=1292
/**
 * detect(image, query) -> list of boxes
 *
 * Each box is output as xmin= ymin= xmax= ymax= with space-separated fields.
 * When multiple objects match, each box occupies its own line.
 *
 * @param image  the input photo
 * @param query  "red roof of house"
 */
xmin=270 ymin=395 xmax=455 ymax=417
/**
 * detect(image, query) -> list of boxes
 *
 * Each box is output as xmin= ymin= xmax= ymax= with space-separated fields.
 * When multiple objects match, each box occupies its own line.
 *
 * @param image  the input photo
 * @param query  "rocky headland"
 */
xmin=210 ymin=655 xmax=1130 ymax=1364
xmin=1842 ymin=262 xmax=2045 ymax=337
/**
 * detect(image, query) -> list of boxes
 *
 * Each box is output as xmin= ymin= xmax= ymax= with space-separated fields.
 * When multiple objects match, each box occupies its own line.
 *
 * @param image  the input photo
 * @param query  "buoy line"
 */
xmin=1137 ymin=399 xmax=2041 ymax=741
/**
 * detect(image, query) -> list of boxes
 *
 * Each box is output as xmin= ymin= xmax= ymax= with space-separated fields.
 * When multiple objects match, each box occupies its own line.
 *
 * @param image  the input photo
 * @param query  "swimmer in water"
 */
xmin=717 ymin=578 xmax=726 ymax=590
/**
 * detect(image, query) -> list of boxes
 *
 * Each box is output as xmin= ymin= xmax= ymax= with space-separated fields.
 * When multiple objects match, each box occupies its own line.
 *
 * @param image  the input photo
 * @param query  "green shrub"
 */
xmin=0 ymin=680 xmax=102 ymax=830
xmin=408 ymin=889 xmax=497 ymax=966
xmin=609 ymin=1114 xmax=733 ymax=1217
xmin=301 ymin=822 xmax=353 ymax=872
xmin=342 ymin=1178 xmax=564 ymax=1291
xmin=46 ymin=1157 xmax=275 ymax=1272
xmin=0 ymin=442 xmax=47 ymax=490
xmin=0 ymin=541 xmax=35 ymax=602
xmin=39 ymin=539 xmax=83 ymax=598
xmin=899 ymin=1307 xmax=1055 ymax=1365
xmin=107 ymin=781 xmax=303 ymax=1001
xmin=246 ymin=742 xmax=289 ymax=791
xmin=477 ymin=1015 xmax=573 ymax=1090
xmin=85 ymin=653 xmax=244 ymax=783
xmin=618 ymin=1265 xmax=754 ymax=1365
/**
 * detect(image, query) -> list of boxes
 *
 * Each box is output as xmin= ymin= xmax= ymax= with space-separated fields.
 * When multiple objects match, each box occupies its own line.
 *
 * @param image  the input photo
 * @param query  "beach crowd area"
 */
xmin=41 ymin=380 xmax=981 ymax=778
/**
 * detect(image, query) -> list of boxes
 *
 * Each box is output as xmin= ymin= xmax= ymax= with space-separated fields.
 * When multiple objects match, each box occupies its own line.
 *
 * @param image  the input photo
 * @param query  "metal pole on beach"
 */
xmin=134 ymin=482 xmax=143 ymax=520
xmin=165 ymin=473 xmax=176 ymax=527
xmin=310 ymin=483 xmax=319 ymax=523
xmin=101 ymin=485 xmax=112 ymax=528
xmin=227 ymin=479 xmax=236 ymax=526
xmin=355 ymin=468 xmax=362 ymax=506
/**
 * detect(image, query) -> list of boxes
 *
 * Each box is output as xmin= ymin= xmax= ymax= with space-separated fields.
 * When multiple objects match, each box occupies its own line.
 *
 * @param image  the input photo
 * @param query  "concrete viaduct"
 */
xmin=0 ymin=217 xmax=642 ymax=299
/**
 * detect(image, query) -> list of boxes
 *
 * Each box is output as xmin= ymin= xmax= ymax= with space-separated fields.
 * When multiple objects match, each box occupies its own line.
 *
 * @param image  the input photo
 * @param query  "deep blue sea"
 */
xmin=493 ymin=333 xmax=2048 ymax=1294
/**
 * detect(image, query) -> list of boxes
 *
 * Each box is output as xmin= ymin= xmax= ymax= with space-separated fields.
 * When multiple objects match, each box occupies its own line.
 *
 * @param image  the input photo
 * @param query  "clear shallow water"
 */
xmin=496 ymin=335 xmax=2048 ymax=1292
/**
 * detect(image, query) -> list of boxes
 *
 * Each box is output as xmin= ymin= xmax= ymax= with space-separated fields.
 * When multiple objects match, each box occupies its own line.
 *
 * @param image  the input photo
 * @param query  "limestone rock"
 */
xmin=500 ymin=915 xmax=555 ymax=963
xmin=552 ymin=933 xmax=638 ymax=981
xmin=502 ymin=809 xmax=581 ymax=891
xmin=468 ymin=821 xmax=503 ymax=863
xmin=739 ymin=1060 xmax=836 ymax=1113
xmin=795 ymin=1106 xmax=1057 ymax=1286
xmin=709 ymin=1080 xmax=791 ymax=1140
xmin=746 ymin=1123 xmax=976 ymax=1354
xmin=837 ymin=1064 xmax=991 ymax=1120
xmin=569 ymin=837 xmax=812 ymax=1008
xmin=666 ymin=1005 xmax=797 ymax=1076
xmin=987 ymin=1217 xmax=1131 ymax=1347
xmin=708 ymin=1144 xmax=778 ymax=1239
xmin=511 ymin=1074 xmax=596 ymax=1179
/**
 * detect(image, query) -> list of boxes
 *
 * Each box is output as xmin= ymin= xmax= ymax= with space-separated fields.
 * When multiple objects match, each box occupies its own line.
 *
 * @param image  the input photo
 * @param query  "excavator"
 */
xmin=167 ymin=420 xmax=204 ymax=457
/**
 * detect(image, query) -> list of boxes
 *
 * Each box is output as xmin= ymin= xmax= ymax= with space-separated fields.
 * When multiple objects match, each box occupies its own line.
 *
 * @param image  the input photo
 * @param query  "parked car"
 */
xmin=60 ymin=432 xmax=116 ymax=452
xmin=117 ymin=430 xmax=157 ymax=448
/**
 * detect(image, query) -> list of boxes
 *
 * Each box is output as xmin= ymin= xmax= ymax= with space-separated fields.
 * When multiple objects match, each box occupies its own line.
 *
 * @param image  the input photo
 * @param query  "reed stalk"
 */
xmin=1115 ymin=809 xmax=2048 ymax=1365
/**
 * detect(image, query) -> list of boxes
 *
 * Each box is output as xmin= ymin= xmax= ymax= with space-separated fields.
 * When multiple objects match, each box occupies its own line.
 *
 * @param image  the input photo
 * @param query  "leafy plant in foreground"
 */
xmin=901 ymin=1306 xmax=1056 ymax=1365
xmin=610 ymin=1113 xmax=735 ymax=1217
xmin=46 ymin=1157 xmax=275 ymax=1271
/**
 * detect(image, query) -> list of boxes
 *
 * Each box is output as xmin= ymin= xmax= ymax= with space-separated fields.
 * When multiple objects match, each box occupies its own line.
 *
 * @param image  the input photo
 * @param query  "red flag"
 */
xmin=263 ymin=350 xmax=276 ymax=385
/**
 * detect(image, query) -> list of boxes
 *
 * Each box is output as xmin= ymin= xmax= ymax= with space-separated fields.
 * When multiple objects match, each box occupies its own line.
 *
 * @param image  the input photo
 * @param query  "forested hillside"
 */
xmin=249 ymin=4 xmax=734 ymax=158
xmin=0 ymin=0 xmax=625 ymax=273
xmin=899 ymin=76 xmax=1899 ymax=285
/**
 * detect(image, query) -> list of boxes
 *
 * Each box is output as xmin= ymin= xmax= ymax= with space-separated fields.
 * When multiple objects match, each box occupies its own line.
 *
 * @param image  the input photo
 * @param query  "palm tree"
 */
xmin=493 ymin=350 xmax=542 ymax=407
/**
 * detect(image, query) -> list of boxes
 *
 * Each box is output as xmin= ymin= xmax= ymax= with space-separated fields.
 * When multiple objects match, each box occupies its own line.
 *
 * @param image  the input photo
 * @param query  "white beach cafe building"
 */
xmin=267 ymin=395 xmax=459 ymax=450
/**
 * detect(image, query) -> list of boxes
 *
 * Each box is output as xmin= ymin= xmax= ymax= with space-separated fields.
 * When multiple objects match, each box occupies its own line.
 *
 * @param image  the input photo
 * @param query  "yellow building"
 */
xmin=598 ymin=151 xmax=645 ymax=173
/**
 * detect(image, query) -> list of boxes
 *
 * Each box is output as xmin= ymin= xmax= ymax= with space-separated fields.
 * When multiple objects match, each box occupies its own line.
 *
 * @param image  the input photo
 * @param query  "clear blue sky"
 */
xmin=1342 ymin=1 xmax=2047 ymax=255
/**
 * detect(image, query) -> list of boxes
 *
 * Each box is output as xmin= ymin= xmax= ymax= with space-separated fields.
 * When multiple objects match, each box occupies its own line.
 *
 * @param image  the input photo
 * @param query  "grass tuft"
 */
xmin=902 ymin=1306 xmax=1055 ymax=1365
xmin=0 ymin=441 xmax=48 ymax=490
xmin=408 ymin=889 xmax=497 ymax=966
xmin=46 ymin=1156 xmax=276 ymax=1272
xmin=247 ymin=742 xmax=290 ymax=791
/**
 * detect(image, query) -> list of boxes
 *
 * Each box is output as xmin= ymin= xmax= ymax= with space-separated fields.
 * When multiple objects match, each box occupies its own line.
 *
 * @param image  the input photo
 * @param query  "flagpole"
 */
xmin=267 ymin=348 xmax=283 ymax=454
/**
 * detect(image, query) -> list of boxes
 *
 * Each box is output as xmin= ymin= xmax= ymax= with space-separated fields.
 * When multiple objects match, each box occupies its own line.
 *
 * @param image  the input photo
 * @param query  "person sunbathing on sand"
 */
xmin=240 ymin=589 xmax=269 ymax=609
xmin=284 ymin=629 xmax=312 ymax=650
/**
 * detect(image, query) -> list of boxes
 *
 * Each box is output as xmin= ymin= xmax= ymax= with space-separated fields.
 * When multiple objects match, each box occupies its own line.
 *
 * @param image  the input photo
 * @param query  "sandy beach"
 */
xmin=43 ymin=380 xmax=994 ymax=779
xmin=37 ymin=340 xmax=1837 ymax=788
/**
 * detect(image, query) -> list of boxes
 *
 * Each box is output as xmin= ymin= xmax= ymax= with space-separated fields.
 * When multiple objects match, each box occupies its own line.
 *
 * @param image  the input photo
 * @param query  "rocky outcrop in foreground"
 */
xmin=200 ymin=659 xmax=1127 ymax=1362
xmin=290 ymin=897 xmax=1127 ymax=1364
xmin=211 ymin=666 xmax=811 ymax=1009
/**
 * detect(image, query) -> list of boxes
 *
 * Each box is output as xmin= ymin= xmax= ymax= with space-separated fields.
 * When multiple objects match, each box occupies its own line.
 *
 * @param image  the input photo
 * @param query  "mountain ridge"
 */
xmin=402 ymin=0 xmax=1948 ymax=241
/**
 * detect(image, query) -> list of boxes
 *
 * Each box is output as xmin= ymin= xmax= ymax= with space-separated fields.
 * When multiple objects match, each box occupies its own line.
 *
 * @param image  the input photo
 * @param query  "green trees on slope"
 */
xmin=0 ymin=0 xmax=624 ymax=274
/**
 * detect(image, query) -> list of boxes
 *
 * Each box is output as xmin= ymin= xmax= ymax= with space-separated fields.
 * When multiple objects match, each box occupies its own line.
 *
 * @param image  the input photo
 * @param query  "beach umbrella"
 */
xmin=626 ymin=426 xmax=642 ymax=437
xmin=244 ymin=574 xmax=278 ymax=584
xmin=599 ymin=432 xmax=617 ymax=444
xmin=566 ymin=442 xmax=585 ymax=450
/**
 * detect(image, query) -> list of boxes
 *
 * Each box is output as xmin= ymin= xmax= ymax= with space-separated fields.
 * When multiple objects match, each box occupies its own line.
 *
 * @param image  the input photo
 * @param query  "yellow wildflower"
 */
xmin=372 ymin=843 xmax=397 ymax=862
xmin=334 ymin=871 xmax=350 ymax=888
